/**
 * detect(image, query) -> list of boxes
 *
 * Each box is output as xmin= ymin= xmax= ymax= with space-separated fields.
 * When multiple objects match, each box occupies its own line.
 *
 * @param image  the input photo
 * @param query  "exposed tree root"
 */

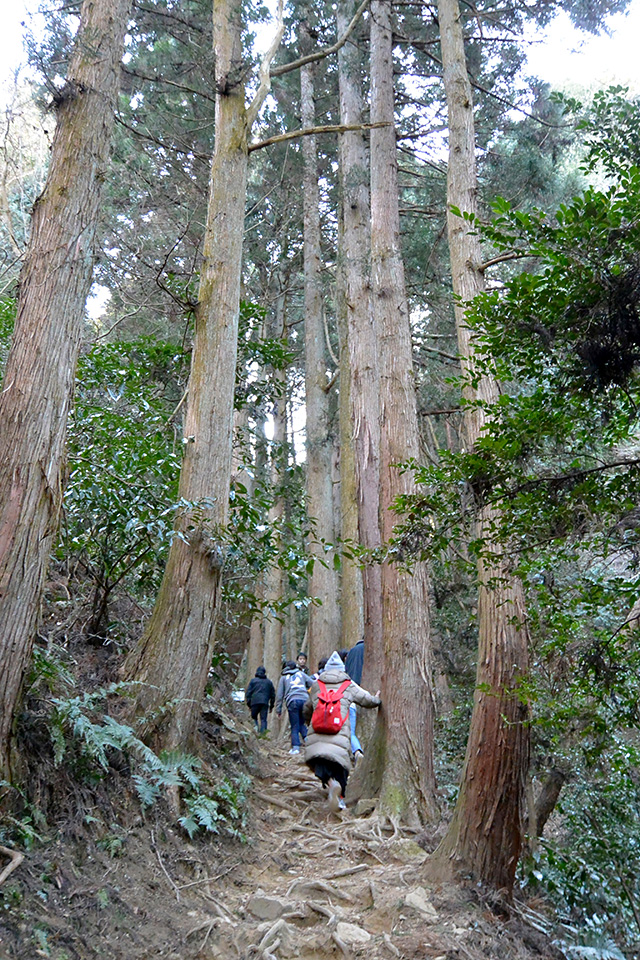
xmin=0 ymin=846 xmax=23 ymax=886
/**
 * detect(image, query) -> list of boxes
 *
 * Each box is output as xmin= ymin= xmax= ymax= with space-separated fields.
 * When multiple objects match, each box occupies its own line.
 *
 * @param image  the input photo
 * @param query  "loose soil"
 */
xmin=0 ymin=722 xmax=565 ymax=960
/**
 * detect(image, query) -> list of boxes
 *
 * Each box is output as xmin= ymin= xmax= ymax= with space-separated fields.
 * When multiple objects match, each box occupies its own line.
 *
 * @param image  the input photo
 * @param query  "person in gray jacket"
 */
xmin=303 ymin=650 xmax=381 ymax=811
xmin=275 ymin=661 xmax=314 ymax=754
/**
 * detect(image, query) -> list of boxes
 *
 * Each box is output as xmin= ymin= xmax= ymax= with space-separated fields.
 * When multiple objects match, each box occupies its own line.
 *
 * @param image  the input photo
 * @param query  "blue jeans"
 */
xmin=349 ymin=703 xmax=362 ymax=754
xmin=288 ymin=700 xmax=308 ymax=747
xmin=251 ymin=703 xmax=269 ymax=733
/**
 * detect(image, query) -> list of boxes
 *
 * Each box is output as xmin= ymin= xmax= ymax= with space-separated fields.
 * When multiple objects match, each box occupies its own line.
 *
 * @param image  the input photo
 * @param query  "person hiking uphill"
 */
xmin=245 ymin=666 xmax=276 ymax=734
xmin=344 ymin=639 xmax=365 ymax=763
xmin=275 ymin=660 xmax=314 ymax=754
xmin=303 ymin=651 xmax=381 ymax=812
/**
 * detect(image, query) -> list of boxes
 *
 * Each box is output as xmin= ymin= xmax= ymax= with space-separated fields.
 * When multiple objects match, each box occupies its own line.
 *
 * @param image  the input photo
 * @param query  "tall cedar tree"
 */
xmin=367 ymin=0 xmax=437 ymax=826
xmin=301 ymin=26 xmax=341 ymax=667
xmin=336 ymin=0 xmax=381 ymax=677
xmin=0 ymin=0 xmax=132 ymax=779
xmin=428 ymin=0 xmax=529 ymax=891
xmin=123 ymin=0 xmax=284 ymax=749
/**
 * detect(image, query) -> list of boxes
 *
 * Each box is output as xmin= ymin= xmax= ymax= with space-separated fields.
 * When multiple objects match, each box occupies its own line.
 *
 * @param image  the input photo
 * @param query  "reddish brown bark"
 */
xmin=364 ymin=0 xmax=437 ymax=826
xmin=301 ymin=45 xmax=341 ymax=668
xmin=0 ymin=0 xmax=131 ymax=778
xmin=123 ymin=0 xmax=284 ymax=749
xmin=336 ymin=0 xmax=382 ymax=684
xmin=428 ymin=0 xmax=529 ymax=891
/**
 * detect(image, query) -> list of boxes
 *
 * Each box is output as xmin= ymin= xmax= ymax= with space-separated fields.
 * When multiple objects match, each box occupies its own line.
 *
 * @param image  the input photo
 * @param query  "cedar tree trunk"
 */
xmin=366 ymin=0 xmax=437 ymax=826
xmin=0 ymin=0 xmax=131 ymax=778
xmin=336 ymin=0 xmax=382 ymax=681
xmin=429 ymin=0 xmax=529 ymax=891
xmin=301 ymin=46 xmax=341 ymax=667
xmin=123 ymin=0 xmax=283 ymax=749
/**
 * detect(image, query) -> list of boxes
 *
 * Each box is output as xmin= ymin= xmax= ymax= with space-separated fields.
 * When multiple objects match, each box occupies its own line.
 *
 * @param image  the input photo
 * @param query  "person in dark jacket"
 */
xmin=276 ymin=660 xmax=314 ymax=754
xmin=303 ymin=651 xmax=380 ymax=812
xmin=245 ymin=666 xmax=276 ymax=734
xmin=344 ymin=639 xmax=364 ymax=685
xmin=344 ymin=640 xmax=365 ymax=760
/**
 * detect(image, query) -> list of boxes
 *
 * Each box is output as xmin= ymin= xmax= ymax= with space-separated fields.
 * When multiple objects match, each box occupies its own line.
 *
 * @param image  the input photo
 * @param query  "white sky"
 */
xmin=1 ymin=0 xmax=640 ymax=96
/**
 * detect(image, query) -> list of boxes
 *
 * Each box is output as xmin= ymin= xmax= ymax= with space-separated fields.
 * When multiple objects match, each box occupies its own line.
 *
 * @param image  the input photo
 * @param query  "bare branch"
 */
xmin=271 ymin=0 xmax=370 ymax=77
xmin=249 ymin=121 xmax=391 ymax=153
xmin=245 ymin=0 xmax=285 ymax=130
xmin=0 ymin=846 xmax=24 ymax=887
xmin=480 ymin=250 xmax=528 ymax=271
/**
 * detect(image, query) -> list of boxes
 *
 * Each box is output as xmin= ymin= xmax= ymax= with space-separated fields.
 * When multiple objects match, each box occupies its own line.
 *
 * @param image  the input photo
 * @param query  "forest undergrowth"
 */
xmin=0 ymin=641 xmax=600 ymax=960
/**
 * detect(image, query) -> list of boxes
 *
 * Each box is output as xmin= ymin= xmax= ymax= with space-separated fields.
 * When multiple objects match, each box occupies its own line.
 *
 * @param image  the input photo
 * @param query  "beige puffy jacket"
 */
xmin=303 ymin=667 xmax=381 ymax=772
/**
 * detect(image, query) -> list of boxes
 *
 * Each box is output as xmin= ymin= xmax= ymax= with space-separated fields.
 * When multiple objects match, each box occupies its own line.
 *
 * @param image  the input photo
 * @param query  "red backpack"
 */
xmin=311 ymin=680 xmax=351 ymax=734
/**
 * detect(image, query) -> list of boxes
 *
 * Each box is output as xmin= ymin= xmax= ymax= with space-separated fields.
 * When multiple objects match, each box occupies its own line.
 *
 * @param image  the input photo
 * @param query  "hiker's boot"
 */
xmin=328 ymin=778 xmax=342 ymax=813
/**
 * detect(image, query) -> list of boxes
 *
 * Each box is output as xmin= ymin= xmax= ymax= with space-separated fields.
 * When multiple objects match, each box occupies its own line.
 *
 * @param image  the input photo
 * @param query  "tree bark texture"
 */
xmin=430 ymin=0 xmax=529 ymax=891
xmin=535 ymin=768 xmax=566 ymax=838
xmin=124 ymin=0 xmax=283 ymax=748
xmin=336 ymin=0 xmax=381 ymax=686
xmin=366 ymin=0 xmax=437 ymax=825
xmin=336 ymin=253 xmax=364 ymax=656
xmin=263 ymin=302 xmax=287 ymax=690
xmin=0 ymin=0 xmax=132 ymax=778
xmin=301 ymin=51 xmax=341 ymax=669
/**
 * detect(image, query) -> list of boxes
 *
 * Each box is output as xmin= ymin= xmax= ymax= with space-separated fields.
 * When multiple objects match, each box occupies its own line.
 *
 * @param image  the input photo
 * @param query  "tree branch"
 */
xmin=249 ymin=121 xmax=391 ymax=153
xmin=271 ymin=0 xmax=370 ymax=78
xmin=245 ymin=0 xmax=285 ymax=130
xmin=480 ymin=250 xmax=528 ymax=271
xmin=122 ymin=66 xmax=217 ymax=102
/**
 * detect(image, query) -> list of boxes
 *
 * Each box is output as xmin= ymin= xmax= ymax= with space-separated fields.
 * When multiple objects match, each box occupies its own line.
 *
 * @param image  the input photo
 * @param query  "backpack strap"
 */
xmin=318 ymin=679 xmax=350 ymax=702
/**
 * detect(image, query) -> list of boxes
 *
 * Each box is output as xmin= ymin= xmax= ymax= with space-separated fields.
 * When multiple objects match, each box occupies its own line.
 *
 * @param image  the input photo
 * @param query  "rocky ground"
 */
xmin=0 ymin=724 xmax=571 ymax=960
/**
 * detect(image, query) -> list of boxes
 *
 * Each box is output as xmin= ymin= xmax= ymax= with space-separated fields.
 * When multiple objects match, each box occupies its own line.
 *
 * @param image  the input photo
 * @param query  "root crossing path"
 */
xmin=4 ymin=736 xmax=559 ymax=959
xmin=186 ymin=740 xmax=547 ymax=960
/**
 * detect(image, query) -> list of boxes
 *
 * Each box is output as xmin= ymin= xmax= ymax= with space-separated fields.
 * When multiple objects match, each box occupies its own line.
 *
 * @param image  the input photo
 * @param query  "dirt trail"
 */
xmin=187 ymin=739 xmax=556 ymax=960
xmin=0 ymin=731 xmax=560 ymax=960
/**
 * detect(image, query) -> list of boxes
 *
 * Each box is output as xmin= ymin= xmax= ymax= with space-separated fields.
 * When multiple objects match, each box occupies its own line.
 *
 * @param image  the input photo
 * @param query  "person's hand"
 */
xmin=277 ymin=711 xmax=281 ymax=718
xmin=374 ymin=690 xmax=381 ymax=699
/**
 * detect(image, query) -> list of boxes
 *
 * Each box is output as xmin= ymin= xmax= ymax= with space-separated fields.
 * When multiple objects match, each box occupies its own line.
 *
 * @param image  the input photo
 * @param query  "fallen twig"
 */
xmin=177 ymin=858 xmax=242 ymax=889
xmin=150 ymin=830 xmax=180 ymax=902
xmin=249 ymin=917 xmax=288 ymax=956
xmin=322 ymin=863 xmax=368 ymax=880
xmin=383 ymin=932 xmax=401 ymax=957
xmin=253 ymin=789 xmax=304 ymax=812
xmin=332 ymin=930 xmax=352 ymax=959
xmin=0 ymin=846 xmax=24 ymax=887
xmin=286 ymin=877 xmax=354 ymax=902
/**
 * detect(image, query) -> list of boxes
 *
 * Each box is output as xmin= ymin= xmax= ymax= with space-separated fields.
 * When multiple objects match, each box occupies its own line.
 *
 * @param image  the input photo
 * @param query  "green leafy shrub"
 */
xmin=49 ymin=683 xmax=248 ymax=839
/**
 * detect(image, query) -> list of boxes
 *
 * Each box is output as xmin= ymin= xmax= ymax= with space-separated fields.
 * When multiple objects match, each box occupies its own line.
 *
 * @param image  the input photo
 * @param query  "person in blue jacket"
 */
xmin=344 ymin=640 xmax=365 ymax=762
xmin=245 ymin=666 xmax=276 ymax=734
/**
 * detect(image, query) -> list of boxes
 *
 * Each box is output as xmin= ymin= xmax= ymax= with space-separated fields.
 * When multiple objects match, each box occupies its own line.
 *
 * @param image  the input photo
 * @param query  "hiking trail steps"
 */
xmin=176 ymin=739 xmax=549 ymax=960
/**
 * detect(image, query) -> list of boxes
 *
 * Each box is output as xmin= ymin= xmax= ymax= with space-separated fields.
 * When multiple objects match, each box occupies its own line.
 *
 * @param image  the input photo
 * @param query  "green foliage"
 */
xmin=398 ymin=89 xmax=640 ymax=949
xmin=49 ymin=683 xmax=248 ymax=839
xmin=60 ymin=311 xmax=304 ymax=640
xmin=62 ymin=337 xmax=186 ymax=618
xmin=0 ymin=297 xmax=15 ymax=374
xmin=526 ymin=740 xmax=640 ymax=953
xmin=178 ymin=776 xmax=249 ymax=840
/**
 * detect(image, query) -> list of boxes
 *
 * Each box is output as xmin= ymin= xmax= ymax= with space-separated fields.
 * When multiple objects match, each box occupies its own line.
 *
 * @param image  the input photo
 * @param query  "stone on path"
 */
xmin=403 ymin=886 xmax=439 ymax=922
xmin=336 ymin=921 xmax=372 ymax=945
xmin=247 ymin=891 xmax=292 ymax=920
xmin=390 ymin=838 xmax=428 ymax=863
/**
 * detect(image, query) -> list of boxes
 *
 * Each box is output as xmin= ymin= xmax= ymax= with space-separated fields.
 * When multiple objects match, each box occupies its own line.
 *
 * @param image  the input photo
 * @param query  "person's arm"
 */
xmin=302 ymin=682 xmax=317 ymax=723
xmin=268 ymin=680 xmax=275 ymax=711
xmin=275 ymin=676 xmax=286 ymax=715
xmin=245 ymin=679 xmax=255 ymax=705
xmin=349 ymin=681 xmax=381 ymax=709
